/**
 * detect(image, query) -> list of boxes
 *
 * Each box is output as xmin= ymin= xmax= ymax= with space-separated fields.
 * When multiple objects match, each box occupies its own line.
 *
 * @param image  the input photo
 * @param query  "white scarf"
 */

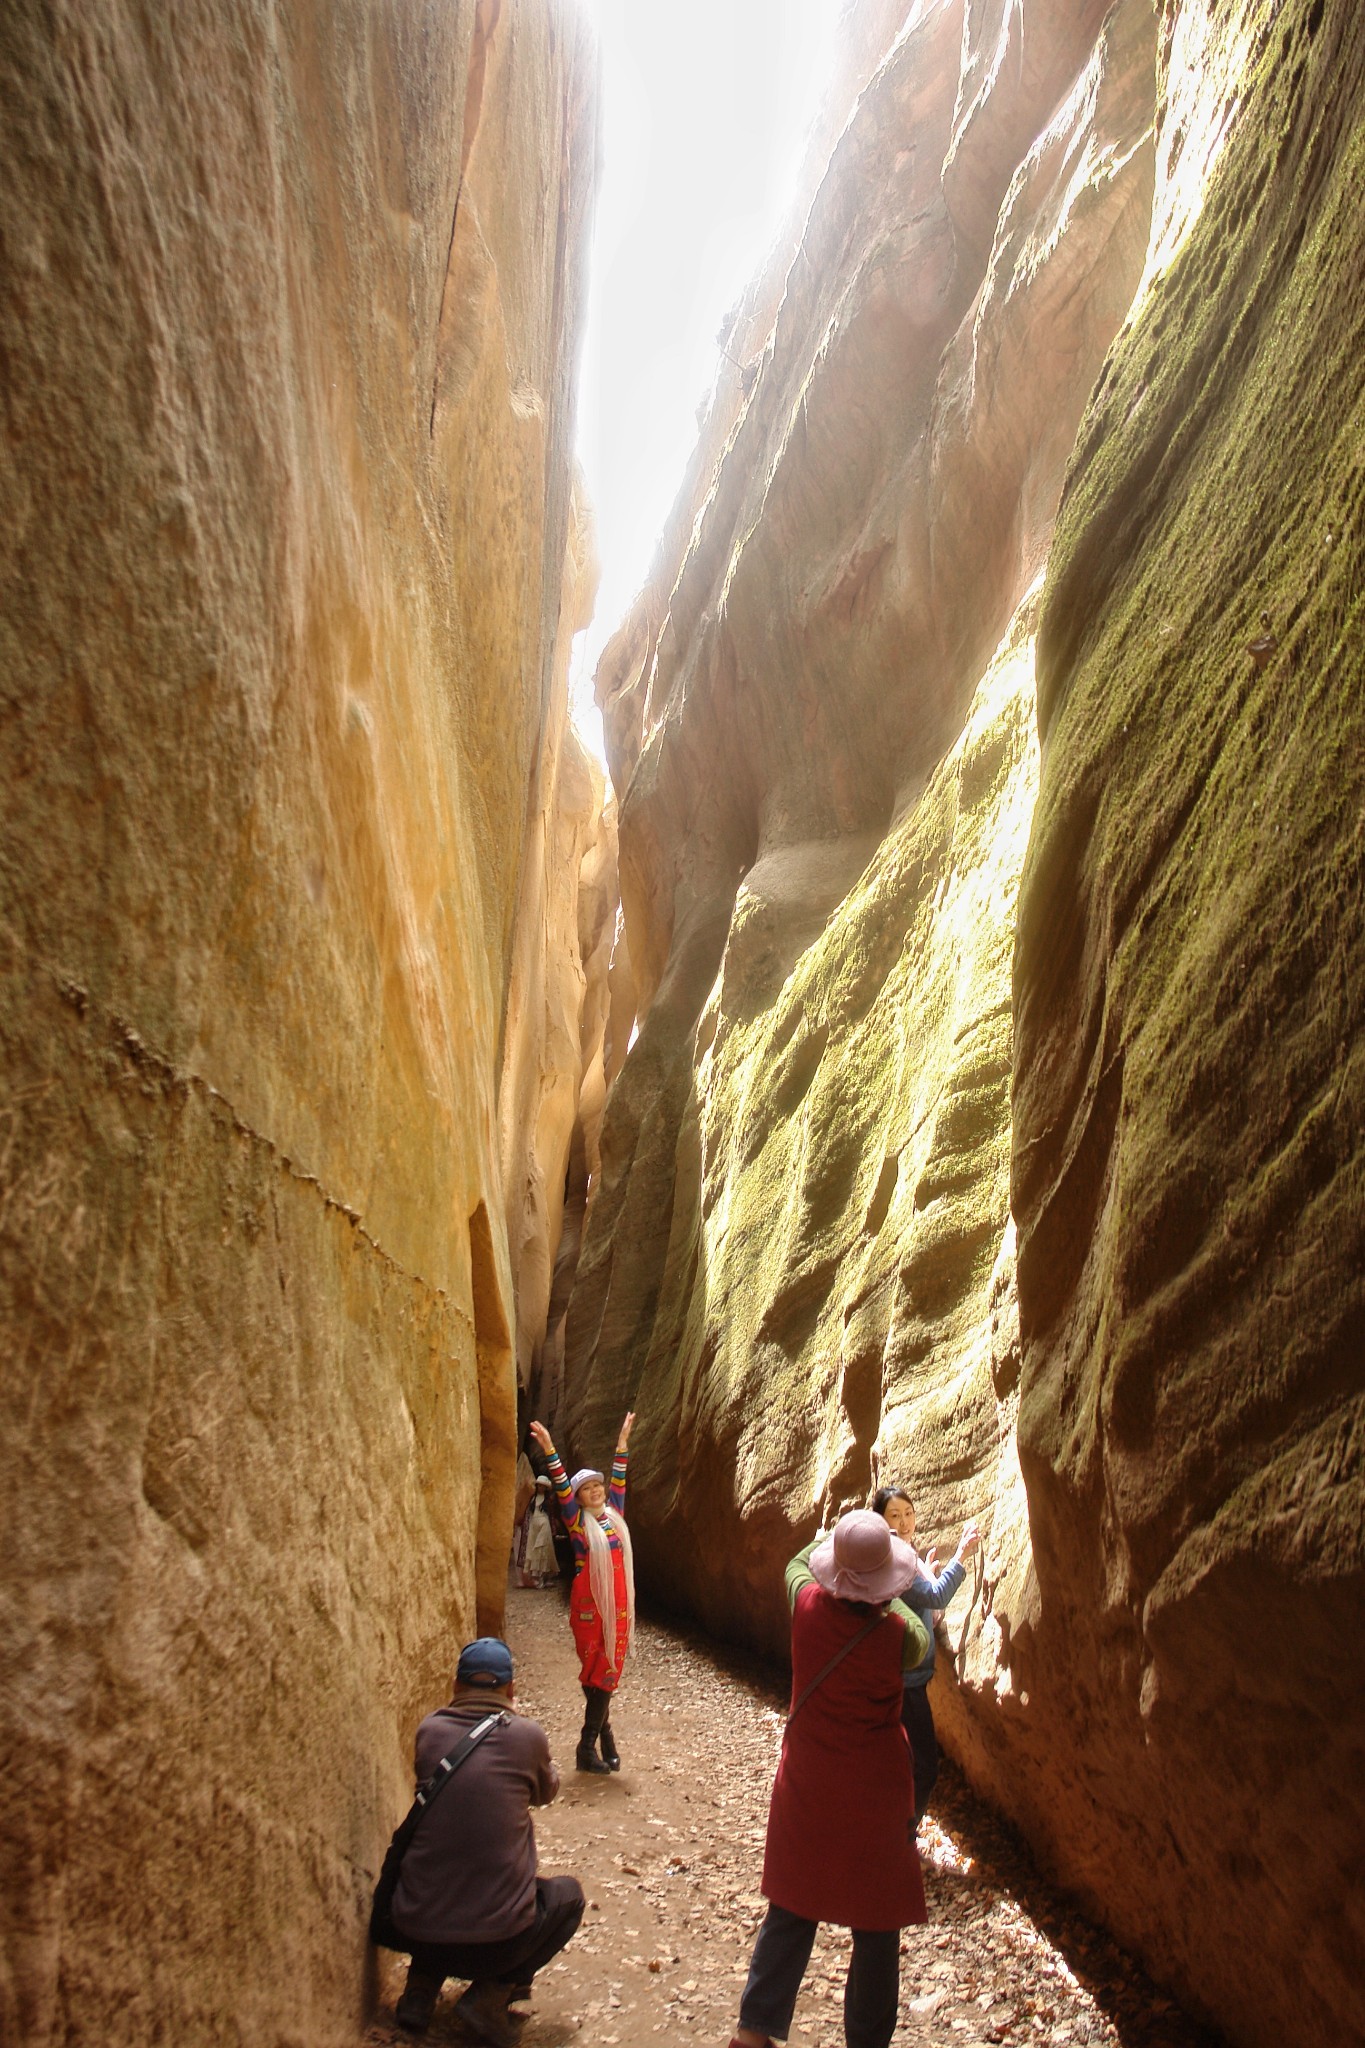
xmin=580 ymin=1504 xmax=635 ymax=1673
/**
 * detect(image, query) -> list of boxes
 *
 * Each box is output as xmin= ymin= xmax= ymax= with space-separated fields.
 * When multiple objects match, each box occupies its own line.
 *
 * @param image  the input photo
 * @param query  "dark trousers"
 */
xmin=901 ymin=1684 xmax=938 ymax=1825
xmin=738 ymin=1902 xmax=900 ymax=2048
xmin=407 ymin=1875 xmax=584 ymax=1988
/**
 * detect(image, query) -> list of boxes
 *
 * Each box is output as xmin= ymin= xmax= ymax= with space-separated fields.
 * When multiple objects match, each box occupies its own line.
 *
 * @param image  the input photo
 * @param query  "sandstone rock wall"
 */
xmin=565 ymin=0 xmax=1152 ymax=1620
xmin=497 ymin=480 xmax=621 ymax=1398
xmin=1005 ymin=1 xmax=1365 ymax=2039
xmin=0 ymin=3 xmax=594 ymax=2042
xmin=561 ymin=2 xmax=1363 ymax=2043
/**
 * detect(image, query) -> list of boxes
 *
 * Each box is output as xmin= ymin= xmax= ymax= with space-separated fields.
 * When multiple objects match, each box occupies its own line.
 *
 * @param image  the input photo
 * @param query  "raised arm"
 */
xmin=529 ymin=1420 xmax=583 ymax=1540
xmin=609 ymin=1411 xmax=634 ymax=1512
xmin=917 ymin=1520 xmax=981 ymax=1605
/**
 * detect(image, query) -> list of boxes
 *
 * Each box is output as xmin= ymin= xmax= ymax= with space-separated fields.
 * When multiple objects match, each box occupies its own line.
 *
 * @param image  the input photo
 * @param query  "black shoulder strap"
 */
xmin=369 ymin=1710 xmax=509 ymax=1948
xmin=787 ymin=1615 xmax=884 ymax=1724
xmin=413 ymin=1710 xmax=507 ymax=1813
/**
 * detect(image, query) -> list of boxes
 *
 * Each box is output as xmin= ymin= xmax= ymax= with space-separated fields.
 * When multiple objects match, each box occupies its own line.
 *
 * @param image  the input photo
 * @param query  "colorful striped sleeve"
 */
xmin=609 ymin=1448 xmax=628 ymax=1514
xmin=546 ymin=1450 xmax=584 ymax=1541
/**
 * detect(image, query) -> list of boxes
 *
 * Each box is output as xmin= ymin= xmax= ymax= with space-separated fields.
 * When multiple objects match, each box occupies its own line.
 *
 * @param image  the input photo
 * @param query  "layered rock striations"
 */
xmin=563 ymin=1 xmax=1363 ymax=2043
xmin=0 ymin=2 xmax=595 ymax=2042
xmin=1007 ymin=2 xmax=1365 ymax=2039
xmin=498 ymin=480 xmax=621 ymax=1403
xmin=568 ymin=0 xmax=1152 ymax=1654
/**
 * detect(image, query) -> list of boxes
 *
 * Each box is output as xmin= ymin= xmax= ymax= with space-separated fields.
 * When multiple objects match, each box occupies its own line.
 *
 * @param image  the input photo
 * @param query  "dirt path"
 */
xmin=367 ymin=1588 xmax=1219 ymax=2048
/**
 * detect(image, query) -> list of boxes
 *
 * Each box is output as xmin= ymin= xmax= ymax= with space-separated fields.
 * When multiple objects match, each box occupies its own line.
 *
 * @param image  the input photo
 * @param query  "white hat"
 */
xmin=569 ymin=1467 xmax=605 ymax=1495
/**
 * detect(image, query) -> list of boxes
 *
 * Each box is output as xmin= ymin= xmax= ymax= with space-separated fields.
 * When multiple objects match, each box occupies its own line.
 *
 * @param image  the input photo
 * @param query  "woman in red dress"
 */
xmin=528 ymin=1413 xmax=635 ymax=1773
xmin=729 ymin=1510 xmax=931 ymax=2048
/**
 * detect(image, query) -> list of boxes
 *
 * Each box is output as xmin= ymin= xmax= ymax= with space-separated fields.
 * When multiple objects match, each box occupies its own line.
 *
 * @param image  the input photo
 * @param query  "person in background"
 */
xmin=546 ymin=1476 xmax=576 ymax=1582
xmin=528 ymin=1411 xmax=635 ymax=1773
xmin=518 ymin=1476 xmax=559 ymax=1587
xmin=388 ymin=1638 xmax=584 ymax=2046
xmin=510 ymin=1441 xmax=538 ymax=1586
xmin=729 ymin=1511 xmax=931 ymax=2048
xmin=872 ymin=1484 xmax=980 ymax=1828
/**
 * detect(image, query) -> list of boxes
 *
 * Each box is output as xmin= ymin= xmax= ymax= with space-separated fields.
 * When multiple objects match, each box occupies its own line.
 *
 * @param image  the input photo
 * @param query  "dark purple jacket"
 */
xmin=391 ymin=1701 xmax=559 ymax=1945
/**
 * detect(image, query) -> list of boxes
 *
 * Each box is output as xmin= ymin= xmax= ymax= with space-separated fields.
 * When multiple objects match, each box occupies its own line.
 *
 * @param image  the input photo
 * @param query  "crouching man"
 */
xmin=389 ymin=1637 xmax=584 ymax=2044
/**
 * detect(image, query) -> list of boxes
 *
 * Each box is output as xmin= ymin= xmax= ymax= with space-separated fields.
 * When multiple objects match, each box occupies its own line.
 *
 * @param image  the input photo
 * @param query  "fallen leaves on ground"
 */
xmin=364 ymin=1593 xmax=1222 ymax=2048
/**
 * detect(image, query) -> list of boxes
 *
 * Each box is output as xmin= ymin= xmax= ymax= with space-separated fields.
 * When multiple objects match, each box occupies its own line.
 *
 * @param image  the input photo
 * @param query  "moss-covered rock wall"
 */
xmin=1008 ymin=0 xmax=1365 ymax=2038
xmin=566 ymin=0 xmax=1153 ymax=1649
xmin=561 ymin=2 xmax=1364 ymax=2042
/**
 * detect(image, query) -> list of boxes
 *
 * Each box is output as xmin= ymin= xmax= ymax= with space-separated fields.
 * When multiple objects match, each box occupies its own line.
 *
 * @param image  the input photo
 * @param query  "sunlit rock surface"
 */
xmin=497 ymin=482 xmax=617 ymax=1397
xmin=1006 ymin=2 xmax=1365 ymax=2042
xmin=564 ymin=1 xmax=1363 ymax=2043
xmin=0 ymin=2 xmax=594 ymax=2041
xmin=568 ymin=0 xmax=1151 ymax=1642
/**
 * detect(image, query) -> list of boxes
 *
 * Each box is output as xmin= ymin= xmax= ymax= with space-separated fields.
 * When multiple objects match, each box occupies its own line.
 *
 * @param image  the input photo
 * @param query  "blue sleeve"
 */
xmin=907 ymin=1559 xmax=967 ymax=1609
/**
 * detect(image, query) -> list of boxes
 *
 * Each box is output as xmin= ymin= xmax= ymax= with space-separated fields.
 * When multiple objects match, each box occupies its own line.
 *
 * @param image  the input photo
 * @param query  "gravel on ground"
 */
xmin=365 ymin=1587 xmax=1221 ymax=2048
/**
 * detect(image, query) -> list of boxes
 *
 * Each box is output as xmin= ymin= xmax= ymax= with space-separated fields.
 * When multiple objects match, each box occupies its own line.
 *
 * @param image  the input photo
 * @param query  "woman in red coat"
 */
xmin=729 ymin=1511 xmax=931 ymax=2048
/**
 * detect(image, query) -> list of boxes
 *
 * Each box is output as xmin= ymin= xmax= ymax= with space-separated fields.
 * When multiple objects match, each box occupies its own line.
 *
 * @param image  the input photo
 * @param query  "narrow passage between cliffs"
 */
xmin=362 ymin=1591 xmax=1220 ymax=2048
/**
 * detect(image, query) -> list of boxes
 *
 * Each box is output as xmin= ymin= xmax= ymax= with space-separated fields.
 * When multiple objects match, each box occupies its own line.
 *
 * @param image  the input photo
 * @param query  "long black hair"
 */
xmin=870 ymin=1483 xmax=914 ymax=1518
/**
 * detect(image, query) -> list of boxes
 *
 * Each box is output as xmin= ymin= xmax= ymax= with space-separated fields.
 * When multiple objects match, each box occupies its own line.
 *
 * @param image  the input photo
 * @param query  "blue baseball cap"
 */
xmin=456 ymin=1637 xmax=514 ymax=1688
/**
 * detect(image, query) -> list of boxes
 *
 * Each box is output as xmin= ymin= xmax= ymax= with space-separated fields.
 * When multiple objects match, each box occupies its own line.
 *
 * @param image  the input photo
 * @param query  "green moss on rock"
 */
xmin=1014 ymin=2 xmax=1365 ymax=2039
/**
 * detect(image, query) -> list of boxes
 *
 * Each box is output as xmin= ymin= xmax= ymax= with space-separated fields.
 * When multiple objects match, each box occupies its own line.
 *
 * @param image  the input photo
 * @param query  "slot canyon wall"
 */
xmin=0 ymin=3 xmax=598 ymax=2043
xmin=497 ymin=481 xmax=621 ymax=1408
xmin=561 ymin=2 xmax=1364 ymax=2045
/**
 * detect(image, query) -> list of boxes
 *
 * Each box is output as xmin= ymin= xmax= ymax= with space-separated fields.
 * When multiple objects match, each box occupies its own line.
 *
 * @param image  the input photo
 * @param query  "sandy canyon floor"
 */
xmin=365 ymin=1586 xmax=1220 ymax=2048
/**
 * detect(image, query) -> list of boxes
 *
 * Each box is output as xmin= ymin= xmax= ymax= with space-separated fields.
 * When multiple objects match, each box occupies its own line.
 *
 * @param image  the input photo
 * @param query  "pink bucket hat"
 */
xmin=810 ymin=1509 xmax=917 ymax=1604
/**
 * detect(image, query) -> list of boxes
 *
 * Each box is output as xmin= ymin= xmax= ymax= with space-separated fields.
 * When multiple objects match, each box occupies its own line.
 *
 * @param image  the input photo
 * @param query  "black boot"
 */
xmin=451 ymin=1980 xmax=523 ymax=2047
xmin=599 ymin=1717 xmax=620 ymax=1771
xmin=396 ymin=1965 xmax=444 ymax=2034
xmin=577 ymin=1685 xmax=612 ymax=1773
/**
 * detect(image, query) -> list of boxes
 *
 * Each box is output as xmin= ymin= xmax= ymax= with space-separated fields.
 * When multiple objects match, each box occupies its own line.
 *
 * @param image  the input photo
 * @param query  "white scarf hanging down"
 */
xmin=580 ymin=1504 xmax=635 ymax=1673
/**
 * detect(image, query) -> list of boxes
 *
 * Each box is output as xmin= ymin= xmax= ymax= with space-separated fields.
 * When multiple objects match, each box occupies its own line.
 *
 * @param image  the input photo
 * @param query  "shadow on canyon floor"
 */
xmin=365 ymin=1589 xmax=1222 ymax=2048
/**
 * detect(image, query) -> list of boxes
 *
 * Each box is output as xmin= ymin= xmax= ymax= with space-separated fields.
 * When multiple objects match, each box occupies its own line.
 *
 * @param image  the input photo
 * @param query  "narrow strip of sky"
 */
xmin=573 ymin=0 xmax=838 ymax=761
